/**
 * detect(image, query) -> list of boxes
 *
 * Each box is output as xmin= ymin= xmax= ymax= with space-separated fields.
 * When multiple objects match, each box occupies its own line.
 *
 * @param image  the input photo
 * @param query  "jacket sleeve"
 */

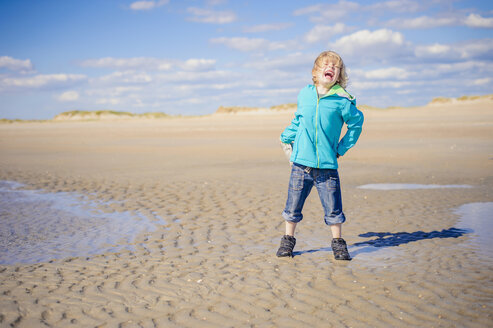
xmin=280 ymin=95 xmax=302 ymax=144
xmin=337 ymin=101 xmax=364 ymax=156
xmin=280 ymin=111 xmax=300 ymax=144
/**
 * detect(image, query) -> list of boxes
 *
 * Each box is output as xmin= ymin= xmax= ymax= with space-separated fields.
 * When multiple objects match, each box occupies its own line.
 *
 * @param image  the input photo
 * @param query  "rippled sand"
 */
xmin=0 ymin=100 xmax=492 ymax=327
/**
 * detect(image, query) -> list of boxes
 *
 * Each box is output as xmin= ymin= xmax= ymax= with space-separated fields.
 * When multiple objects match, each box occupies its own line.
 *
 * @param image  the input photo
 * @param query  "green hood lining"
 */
xmin=326 ymin=84 xmax=355 ymax=102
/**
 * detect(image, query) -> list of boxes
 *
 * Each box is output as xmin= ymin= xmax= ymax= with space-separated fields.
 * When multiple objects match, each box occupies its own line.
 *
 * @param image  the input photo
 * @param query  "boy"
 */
xmin=277 ymin=51 xmax=364 ymax=260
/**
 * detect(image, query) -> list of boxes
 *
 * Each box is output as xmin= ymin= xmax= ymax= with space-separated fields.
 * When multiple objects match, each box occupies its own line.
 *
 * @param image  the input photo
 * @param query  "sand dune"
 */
xmin=0 ymin=98 xmax=492 ymax=327
xmin=1 ymin=94 xmax=491 ymax=123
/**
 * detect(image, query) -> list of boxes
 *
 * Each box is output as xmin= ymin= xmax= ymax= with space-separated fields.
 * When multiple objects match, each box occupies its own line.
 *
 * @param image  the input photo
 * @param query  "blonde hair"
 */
xmin=312 ymin=51 xmax=348 ymax=88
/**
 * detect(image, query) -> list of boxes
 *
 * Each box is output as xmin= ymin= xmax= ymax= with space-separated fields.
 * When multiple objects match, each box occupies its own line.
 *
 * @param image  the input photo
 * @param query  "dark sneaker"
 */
xmin=331 ymin=238 xmax=351 ymax=260
xmin=276 ymin=235 xmax=296 ymax=257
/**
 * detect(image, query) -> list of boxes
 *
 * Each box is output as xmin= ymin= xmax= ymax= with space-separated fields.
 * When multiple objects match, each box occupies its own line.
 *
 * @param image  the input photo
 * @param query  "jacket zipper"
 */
xmin=315 ymin=95 xmax=320 ymax=168
xmin=316 ymin=92 xmax=331 ymax=168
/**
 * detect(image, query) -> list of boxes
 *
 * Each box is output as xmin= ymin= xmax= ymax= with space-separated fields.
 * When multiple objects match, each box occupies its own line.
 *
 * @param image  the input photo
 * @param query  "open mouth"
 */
xmin=324 ymin=71 xmax=334 ymax=79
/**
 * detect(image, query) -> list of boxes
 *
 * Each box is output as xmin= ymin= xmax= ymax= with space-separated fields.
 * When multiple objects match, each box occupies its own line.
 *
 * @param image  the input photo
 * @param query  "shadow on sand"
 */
xmin=353 ymin=227 xmax=469 ymax=248
xmin=293 ymin=227 xmax=469 ymax=258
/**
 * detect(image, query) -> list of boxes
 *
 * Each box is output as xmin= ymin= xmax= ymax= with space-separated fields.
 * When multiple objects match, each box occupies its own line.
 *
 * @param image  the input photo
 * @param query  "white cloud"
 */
xmin=187 ymin=7 xmax=236 ymax=24
xmin=294 ymin=1 xmax=360 ymax=22
xmin=57 ymin=90 xmax=79 ymax=102
xmin=269 ymin=40 xmax=298 ymax=51
xmin=304 ymin=23 xmax=349 ymax=43
xmin=351 ymin=80 xmax=413 ymax=90
xmin=180 ymin=59 xmax=216 ymax=71
xmin=206 ymin=0 xmax=227 ymax=5
xmin=129 ymin=0 xmax=169 ymax=11
xmin=96 ymin=98 xmax=121 ymax=105
xmin=349 ymin=59 xmax=493 ymax=104
xmin=293 ymin=4 xmax=324 ymax=16
xmin=80 ymin=57 xmax=217 ymax=72
xmin=415 ymin=39 xmax=493 ymax=61
xmin=426 ymin=61 xmax=493 ymax=78
xmin=243 ymin=23 xmax=292 ymax=33
xmin=414 ymin=43 xmax=452 ymax=58
xmin=386 ymin=15 xmax=458 ymax=29
xmin=331 ymin=29 xmax=408 ymax=59
xmin=349 ymin=61 xmax=493 ymax=93
xmin=211 ymin=37 xmax=268 ymax=52
xmin=473 ymin=77 xmax=491 ymax=85
xmin=362 ymin=67 xmax=411 ymax=80
xmin=396 ymin=89 xmax=414 ymax=95
xmin=96 ymin=71 xmax=153 ymax=84
xmin=79 ymin=57 xmax=173 ymax=70
xmin=385 ymin=13 xmax=493 ymax=30
xmin=85 ymin=86 xmax=143 ymax=97
xmin=457 ymin=39 xmax=493 ymax=59
xmin=244 ymin=52 xmax=314 ymax=71
xmin=367 ymin=0 xmax=422 ymax=14
xmin=1 ymin=74 xmax=86 ymax=90
xmin=0 ymin=56 xmax=34 ymax=72
xmin=155 ymin=70 xmax=236 ymax=83
xmin=173 ymin=82 xmax=240 ymax=93
xmin=295 ymin=1 xmax=423 ymax=23
xmin=172 ymin=81 xmax=240 ymax=96
xmin=241 ymin=88 xmax=300 ymax=97
xmin=210 ymin=37 xmax=296 ymax=52
xmin=464 ymin=13 xmax=493 ymax=28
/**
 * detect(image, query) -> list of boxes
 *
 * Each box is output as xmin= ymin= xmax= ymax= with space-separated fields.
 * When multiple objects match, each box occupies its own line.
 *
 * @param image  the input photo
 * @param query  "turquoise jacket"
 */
xmin=280 ymin=84 xmax=364 ymax=169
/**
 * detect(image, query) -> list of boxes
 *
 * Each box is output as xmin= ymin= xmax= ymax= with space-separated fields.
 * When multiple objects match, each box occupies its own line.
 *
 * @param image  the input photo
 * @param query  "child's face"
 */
xmin=315 ymin=58 xmax=341 ymax=87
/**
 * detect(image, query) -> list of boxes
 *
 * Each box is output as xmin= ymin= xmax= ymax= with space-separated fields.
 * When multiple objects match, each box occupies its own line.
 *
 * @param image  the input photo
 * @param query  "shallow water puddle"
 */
xmin=349 ymin=244 xmax=403 ymax=267
xmin=357 ymin=183 xmax=473 ymax=190
xmin=454 ymin=202 xmax=493 ymax=261
xmin=0 ymin=180 xmax=165 ymax=265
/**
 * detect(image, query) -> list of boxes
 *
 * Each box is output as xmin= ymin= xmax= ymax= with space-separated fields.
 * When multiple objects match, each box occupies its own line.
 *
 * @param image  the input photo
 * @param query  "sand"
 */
xmin=0 ymin=99 xmax=492 ymax=327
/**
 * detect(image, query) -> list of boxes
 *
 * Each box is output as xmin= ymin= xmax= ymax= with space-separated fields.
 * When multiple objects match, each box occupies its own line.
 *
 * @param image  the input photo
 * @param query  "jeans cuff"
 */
xmin=282 ymin=211 xmax=303 ymax=223
xmin=324 ymin=214 xmax=346 ymax=225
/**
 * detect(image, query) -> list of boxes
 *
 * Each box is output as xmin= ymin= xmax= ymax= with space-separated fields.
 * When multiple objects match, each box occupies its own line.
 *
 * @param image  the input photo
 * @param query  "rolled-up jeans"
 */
xmin=282 ymin=163 xmax=346 ymax=225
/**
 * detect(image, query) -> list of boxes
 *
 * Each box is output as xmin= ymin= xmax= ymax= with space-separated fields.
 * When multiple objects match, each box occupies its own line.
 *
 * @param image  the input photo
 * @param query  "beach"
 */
xmin=0 ymin=99 xmax=492 ymax=327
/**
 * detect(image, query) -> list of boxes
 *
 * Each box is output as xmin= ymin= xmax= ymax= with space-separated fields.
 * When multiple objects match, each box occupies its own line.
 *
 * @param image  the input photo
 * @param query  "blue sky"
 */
xmin=0 ymin=0 xmax=492 ymax=120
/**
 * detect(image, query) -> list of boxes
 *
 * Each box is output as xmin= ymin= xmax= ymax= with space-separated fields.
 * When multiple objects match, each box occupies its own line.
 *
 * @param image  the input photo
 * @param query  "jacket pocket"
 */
xmin=289 ymin=168 xmax=305 ymax=191
xmin=327 ymin=176 xmax=339 ymax=190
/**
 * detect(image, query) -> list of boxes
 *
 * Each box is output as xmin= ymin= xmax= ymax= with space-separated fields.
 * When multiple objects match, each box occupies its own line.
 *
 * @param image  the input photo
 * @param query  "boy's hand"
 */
xmin=280 ymin=141 xmax=293 ymax=161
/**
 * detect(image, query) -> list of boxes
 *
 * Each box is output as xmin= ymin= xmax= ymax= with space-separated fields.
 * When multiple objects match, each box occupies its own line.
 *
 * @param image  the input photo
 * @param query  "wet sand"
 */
xmin=0 ymin=99 xmax=492 ymax=327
